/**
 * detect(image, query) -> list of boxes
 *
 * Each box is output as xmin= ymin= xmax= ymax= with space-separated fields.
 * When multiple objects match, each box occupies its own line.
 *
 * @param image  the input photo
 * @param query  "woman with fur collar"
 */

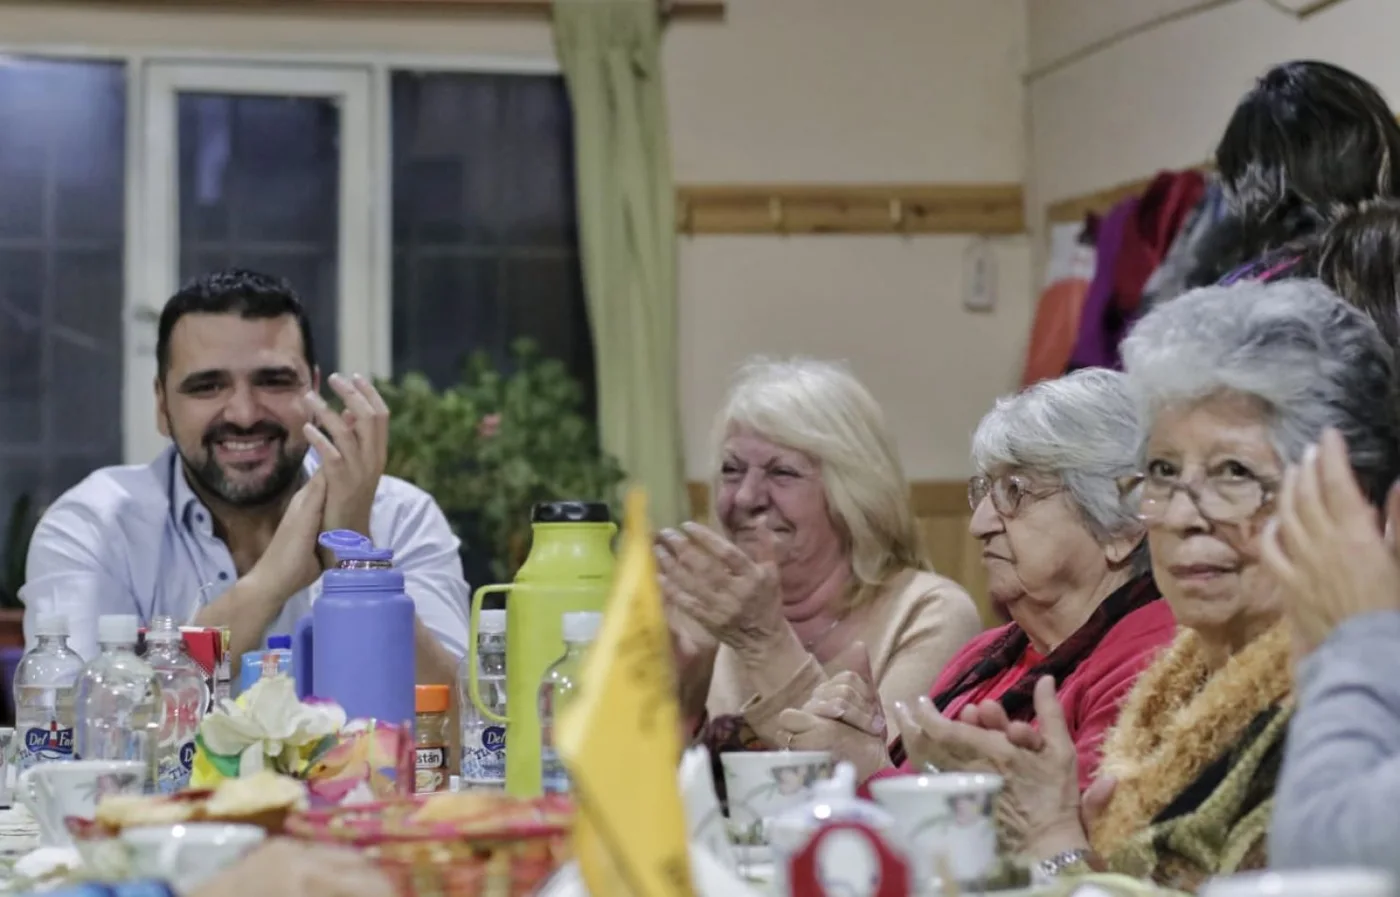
xmin=889 ymin=279 xmax=1400 ymax=892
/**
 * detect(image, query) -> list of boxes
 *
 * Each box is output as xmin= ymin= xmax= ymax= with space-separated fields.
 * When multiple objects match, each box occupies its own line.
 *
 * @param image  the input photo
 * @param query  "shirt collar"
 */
xmin=162 ymin=443 xmax=321 ymax=534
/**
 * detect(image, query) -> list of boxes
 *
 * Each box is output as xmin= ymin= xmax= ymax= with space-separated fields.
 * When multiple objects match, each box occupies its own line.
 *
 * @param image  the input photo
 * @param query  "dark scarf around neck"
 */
xmin=888 ymin=572 xmax=1163 ymax=767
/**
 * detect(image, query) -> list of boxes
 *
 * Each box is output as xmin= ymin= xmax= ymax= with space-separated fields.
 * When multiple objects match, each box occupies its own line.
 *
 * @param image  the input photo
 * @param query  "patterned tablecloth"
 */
xmin=0 ymin=804 xmax=43 ymax=893
xmin=0 ymin=806 xmax=40 ymax=856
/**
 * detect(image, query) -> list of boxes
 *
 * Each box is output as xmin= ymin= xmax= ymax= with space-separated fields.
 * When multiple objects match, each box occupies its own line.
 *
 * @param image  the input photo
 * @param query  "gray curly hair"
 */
xmin=1121 ymin=278 xmax=1400 ymax=507
xmin=971 ymin=368 xmax=1148 ymax=573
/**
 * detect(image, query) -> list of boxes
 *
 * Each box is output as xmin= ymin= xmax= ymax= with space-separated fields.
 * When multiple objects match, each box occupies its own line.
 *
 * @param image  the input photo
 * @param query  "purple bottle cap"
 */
xmin=267 ymin=634 xmax=292 ymax=650
xmin=318 ymin=529 xmax=394 ymax=563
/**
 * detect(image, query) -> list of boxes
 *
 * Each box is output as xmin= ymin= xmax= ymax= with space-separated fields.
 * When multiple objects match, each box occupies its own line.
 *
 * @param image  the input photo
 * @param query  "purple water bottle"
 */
xmin=293 ymin=530 xmax=416 ymax=724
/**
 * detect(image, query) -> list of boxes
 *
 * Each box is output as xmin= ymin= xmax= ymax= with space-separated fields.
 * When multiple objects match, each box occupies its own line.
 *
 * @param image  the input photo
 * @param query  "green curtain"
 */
xmin=553 ymin=0 xmax=688 ymax=528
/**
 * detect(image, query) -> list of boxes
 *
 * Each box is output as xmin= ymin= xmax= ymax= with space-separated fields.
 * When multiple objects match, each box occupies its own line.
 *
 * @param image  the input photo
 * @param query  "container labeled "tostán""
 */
xmin=415 ymin=684 xmax=451 ymax=794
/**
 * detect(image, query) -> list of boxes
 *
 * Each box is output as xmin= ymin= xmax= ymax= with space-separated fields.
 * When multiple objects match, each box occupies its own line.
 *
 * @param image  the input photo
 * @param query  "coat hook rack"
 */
xmin=675 ymin=183 xmax=1025 ymax=236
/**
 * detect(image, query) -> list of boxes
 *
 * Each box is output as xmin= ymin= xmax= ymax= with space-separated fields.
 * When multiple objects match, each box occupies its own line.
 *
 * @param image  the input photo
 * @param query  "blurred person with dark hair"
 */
xmin=1305 ymin=199 xmax=1400 ymax=350
xmin=1188 ymin=60 xmax=1400 ymax=288
xmin=20 ymin=269 xmax=468 ymax=681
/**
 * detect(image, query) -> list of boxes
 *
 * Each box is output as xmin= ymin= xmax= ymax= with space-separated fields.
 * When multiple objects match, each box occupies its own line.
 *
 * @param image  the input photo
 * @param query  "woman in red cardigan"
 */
xmin=776 ymin=369 xmax=1177 ymax=790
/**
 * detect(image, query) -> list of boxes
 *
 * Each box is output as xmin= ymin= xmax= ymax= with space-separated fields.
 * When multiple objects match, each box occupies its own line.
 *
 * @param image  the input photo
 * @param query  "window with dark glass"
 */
xmin=177 ymin=93 xmax=341 ymax=374
xmin=0 ymin=58 xmax=126 ymax=562
xmin=389 ymin=70 xmax=594 ymax=413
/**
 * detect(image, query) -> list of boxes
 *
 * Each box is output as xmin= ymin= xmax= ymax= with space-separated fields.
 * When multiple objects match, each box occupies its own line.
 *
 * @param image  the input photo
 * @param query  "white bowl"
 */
xmin=121 ymin=822 xmax=265 ymax=890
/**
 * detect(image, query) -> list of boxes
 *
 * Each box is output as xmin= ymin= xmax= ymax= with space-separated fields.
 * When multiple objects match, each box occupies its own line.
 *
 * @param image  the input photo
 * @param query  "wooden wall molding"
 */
xmin=676 ymin=183 xmax=1026 ymax=236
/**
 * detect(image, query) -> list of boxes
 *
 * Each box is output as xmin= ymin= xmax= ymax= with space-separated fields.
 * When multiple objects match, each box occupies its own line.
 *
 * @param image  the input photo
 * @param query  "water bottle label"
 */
xmin=461 ymin=724 xmax=507 ymax=785
xmin=18 ymin=722 xmax=74 ymax=768
xmin=156 ymin=739 xmax=197 ymax=793
xmin=540 ymin=747 xmax=570 ymax=795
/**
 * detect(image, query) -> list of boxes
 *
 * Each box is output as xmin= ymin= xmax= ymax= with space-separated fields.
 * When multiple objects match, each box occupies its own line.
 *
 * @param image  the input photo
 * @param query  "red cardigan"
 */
xmin=872 ymin=599 xmax=1176 ymax=792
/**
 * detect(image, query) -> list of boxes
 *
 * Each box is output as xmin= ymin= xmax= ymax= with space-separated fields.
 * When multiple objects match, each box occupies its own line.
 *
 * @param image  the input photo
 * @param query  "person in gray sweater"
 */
xmin=1262 ymin=425 xmax=1400 ymax=875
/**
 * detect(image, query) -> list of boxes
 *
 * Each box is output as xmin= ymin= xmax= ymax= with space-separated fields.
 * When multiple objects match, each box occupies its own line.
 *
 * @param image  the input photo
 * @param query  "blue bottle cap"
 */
xmin=267 ymin=634 xmax=292 ymax=650
xmin=318 ymin=530 xmax=394 ymax=563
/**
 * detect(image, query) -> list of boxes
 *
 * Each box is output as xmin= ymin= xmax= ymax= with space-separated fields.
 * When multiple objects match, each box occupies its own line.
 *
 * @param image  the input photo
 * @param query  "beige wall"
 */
xmin=1028 ymin=0 xmax=1400 ymax=209
xmin=0 ymin=0 xmax=1032 ymax=482
xmin=671 ymin=0 xmax=1031 ymax=480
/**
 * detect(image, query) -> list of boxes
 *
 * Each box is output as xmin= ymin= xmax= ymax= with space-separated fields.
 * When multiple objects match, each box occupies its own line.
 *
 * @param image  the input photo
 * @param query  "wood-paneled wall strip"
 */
xmin=675 ymin=183 xmax=1026 ymax=236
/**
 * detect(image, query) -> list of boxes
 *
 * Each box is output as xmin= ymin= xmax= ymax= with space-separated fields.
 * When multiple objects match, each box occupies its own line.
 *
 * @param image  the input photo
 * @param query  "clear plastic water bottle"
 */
xmin=74 ymin=615 xmax=162 ymax=787
xmin=145 ymin=617 xmax=209 ymax=793
xmin=13 ymin=614 xmax=84 ymax=771
xmin=538 ymin=611 xmax=601 ymax=795
xmin=460 ymin=609 xmax=507 ymax=790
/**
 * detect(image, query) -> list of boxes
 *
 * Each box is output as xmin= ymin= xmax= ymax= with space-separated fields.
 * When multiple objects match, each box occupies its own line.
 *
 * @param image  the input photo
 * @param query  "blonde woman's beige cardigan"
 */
xmin=705 ymin=568 xmax=983 ymax=746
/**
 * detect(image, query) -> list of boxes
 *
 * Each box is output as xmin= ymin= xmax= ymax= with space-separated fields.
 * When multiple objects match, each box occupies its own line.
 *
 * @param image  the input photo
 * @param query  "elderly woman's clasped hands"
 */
xmin=655 ymin=518 xmax=790 ymax=718
xmin=656 ymin=519 xmax=785 ymax=655
xmin=775 ymin=641 xmax=893 ymax=778
xmin=892 ymin=679 xmax=1110 ymax=858
xmin=782 ymin=651 xmax=1112 ymax=858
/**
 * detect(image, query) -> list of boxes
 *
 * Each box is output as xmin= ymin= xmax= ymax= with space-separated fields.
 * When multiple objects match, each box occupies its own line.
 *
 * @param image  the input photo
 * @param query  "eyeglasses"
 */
xmin=1116 ymin=471 xmax=1277 ymax=525
xmin=968 ymin=475 xmax=1063 ymax=517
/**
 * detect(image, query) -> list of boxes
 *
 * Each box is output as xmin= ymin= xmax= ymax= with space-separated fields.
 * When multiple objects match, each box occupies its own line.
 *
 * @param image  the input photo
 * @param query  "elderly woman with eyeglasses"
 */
xmin=776 ymin=368 xmax=1176 ymax=789
xmin=886 ymin=279 xmax=1400 ymax=891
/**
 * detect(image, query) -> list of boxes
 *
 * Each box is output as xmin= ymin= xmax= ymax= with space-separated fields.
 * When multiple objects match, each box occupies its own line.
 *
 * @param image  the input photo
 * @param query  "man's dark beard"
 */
xmin=179 ymin=421 xmax=306 ymax=508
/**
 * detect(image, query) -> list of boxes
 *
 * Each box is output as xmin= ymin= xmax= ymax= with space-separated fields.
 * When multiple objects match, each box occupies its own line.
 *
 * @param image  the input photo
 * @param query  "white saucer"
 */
xmin=733 ymin=844 xmax=771 ymax=866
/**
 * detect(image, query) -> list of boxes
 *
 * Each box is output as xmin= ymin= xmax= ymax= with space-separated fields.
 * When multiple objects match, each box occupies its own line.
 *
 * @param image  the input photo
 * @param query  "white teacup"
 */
xmin=1200 ymin=869 xmax=1395 ymax=897
xmin=870 ymin=772 xmax=1003 ymax=889
xmin=122 ymin=823 xmax=266 ymax=890
xmin=17 ymin=760 xmax=146 ymax=846
xmin=720 ymin=750 xmax=833 ymax=848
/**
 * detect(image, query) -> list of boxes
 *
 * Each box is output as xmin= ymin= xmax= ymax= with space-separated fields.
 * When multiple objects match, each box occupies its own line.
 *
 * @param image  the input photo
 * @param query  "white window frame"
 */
xmin=0 ymin=44 xmax=560 ymax=465
xmin=132 ymin=62 xmax=375 ymax=467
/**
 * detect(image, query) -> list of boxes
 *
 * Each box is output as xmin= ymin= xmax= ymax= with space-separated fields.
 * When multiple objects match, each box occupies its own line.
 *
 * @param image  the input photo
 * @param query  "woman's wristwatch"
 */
xmin=1033 ymin=848 xmax=1094 ymax=883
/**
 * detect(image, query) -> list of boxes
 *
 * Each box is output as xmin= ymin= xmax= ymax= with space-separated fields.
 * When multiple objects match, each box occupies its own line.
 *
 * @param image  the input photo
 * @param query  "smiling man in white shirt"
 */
xmin=20 ymin=269 xmax=468 ymax=683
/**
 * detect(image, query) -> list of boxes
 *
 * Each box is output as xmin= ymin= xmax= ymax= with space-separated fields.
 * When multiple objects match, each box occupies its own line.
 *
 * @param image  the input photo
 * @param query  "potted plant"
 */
xmin=377 ymin=339 xmax=625 ymax=584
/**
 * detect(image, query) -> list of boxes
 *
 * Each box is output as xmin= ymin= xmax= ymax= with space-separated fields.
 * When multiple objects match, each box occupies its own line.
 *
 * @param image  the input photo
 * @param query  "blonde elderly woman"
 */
xmin=657 ymin=358 xmax=981 ymax=760
xmin=779 ymin=369 xmax=1175 ymax=791
xmin=883 ymin=279 xmax=1400 ymax=891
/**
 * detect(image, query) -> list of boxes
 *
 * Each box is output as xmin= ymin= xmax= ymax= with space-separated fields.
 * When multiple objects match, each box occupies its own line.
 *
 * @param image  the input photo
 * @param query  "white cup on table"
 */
xmin=870 ymin=771 xmax=1003 ymax=892
xmin=16 ymin=759 xmax=145 ymax=846
xmin=720 ymin=750 xmax=833 ymax=855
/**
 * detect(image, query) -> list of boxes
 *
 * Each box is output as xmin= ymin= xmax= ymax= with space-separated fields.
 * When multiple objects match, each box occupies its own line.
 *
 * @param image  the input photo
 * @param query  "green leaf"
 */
xmin=194 ymin=732 xmax=243 ymax=779
xmin=378 ymin=343 xmax=625 ymax=580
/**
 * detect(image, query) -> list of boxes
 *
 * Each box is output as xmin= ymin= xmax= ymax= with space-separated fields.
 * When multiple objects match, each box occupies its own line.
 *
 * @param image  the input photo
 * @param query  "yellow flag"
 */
xmin=555 ymin=489 xmax=696 ymax=897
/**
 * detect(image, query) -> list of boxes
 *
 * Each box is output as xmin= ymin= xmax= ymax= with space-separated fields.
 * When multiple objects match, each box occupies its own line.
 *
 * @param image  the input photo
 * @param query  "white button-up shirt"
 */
xmin=19 ymin=446 xmax=471 ymax=660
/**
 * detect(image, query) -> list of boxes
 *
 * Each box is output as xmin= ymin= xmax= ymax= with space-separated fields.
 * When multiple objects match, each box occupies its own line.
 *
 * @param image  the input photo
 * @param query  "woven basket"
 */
xmin=285 ymin=793 xmax=573 ymax=897
xmin=67 ymin=788 xmax=297 ymax=840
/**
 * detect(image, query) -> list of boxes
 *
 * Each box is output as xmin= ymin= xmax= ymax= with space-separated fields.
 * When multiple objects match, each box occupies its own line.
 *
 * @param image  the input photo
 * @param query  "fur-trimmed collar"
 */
xmin=1090 ymin=623 xmax=1293 ymax=858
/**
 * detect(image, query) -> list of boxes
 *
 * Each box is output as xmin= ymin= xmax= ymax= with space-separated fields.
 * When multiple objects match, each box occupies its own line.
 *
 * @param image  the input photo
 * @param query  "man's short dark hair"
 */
xmin=156 ymin=269 xmax=317 ymax=381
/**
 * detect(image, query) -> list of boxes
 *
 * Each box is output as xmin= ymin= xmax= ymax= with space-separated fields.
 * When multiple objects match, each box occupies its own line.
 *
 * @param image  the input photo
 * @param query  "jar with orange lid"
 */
xmin=415 ymin=685 xmax=452 ymax=794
